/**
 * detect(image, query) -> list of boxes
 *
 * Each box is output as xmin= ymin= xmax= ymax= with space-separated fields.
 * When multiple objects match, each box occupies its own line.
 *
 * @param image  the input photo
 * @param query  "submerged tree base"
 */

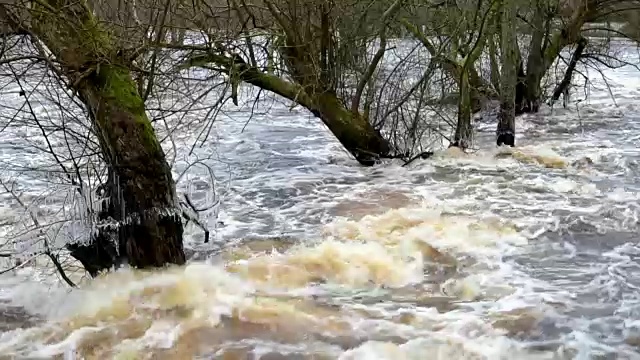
xmin=67 ymin=169 xmax=186 ymax=277
xmin=67 ymin=213 xmax=186 ymax=277
xmin=123 ymin=213 xmax=186 ymax=269
xmin=67 ymin=239 xmax=118 ymax=278
xmin=496 ymin=131 xmax=515 ymax=147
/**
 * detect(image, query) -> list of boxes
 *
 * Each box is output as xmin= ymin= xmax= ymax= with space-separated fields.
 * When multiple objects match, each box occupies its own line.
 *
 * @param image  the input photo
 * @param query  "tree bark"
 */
xmin=28 ymin=0 xmax=185 ymax=273
xmin=497 ymin=0 xmax=517 ymax=147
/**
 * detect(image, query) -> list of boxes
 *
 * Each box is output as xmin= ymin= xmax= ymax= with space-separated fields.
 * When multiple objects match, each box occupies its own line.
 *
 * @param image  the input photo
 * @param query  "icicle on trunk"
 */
xmin=81 ymin=64 xmax=186 ymax=270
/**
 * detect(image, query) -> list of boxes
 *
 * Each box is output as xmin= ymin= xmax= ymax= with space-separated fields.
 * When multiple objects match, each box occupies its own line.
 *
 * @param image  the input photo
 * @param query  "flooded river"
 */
xmin=0 ymin=43 xmax=640 ymax=359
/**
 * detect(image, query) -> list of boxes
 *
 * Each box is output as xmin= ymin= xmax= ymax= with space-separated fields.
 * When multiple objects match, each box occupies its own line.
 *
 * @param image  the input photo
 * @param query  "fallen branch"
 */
xmin=0 ymin=253 xmax=39 ymax=276
xmin=403 ymin=151 xmax=435 ymax=167
xmin=180 ymin=194 xmax=210 ymax=244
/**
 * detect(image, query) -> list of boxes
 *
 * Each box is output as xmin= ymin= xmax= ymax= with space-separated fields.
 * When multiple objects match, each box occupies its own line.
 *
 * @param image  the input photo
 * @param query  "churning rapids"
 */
xmin=1 ymin=42 xmax=640 ymax=360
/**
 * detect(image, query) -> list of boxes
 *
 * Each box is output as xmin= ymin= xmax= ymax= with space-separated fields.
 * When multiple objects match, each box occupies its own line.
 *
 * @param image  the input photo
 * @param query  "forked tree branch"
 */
xmin=351 ymin=0 xmax=405 ymax=114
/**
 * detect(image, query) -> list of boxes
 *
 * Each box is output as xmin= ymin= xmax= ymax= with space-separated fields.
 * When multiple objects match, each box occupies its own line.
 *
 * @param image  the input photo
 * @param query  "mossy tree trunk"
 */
xmin=29 ymin=0 xmax=185 ymax=273
xmin=184 ymin=53 xmax=390 ymax=165
xmin=314 ymin=93 xmax=391 ymax=165
xmin=272 ymin=0 xmax=398 ymax=165
xmin=497 ymin=0 xmax=518 ymax=147
xmin=183 ymin=0 xmax=398 ymax=166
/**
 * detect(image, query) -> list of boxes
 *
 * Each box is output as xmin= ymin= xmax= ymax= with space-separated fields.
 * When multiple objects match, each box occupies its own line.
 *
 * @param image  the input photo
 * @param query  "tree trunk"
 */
xmin=497 ymin=0 xmax=517 ymax=147
xmin=450 ymin=1 xmax=498 ymax=149
xmin=452 ymin=71 xmax=473 ymax=148
xmin=29 ymin=0 xmax=185 ymax=273
xmin=520 ymin=0 xmax=546 ymax=114
xmin=314 ymin=93 xmax=390 ymax=165
xmin=515 ymin=3 xmax=589 ymax=115
xmin=80 ymin=65 xmax=186 ymax=271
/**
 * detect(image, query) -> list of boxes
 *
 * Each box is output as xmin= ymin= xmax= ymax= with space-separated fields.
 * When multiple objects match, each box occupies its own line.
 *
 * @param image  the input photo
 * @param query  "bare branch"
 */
xmin=351 ymin=0 xmax=405 ymax=114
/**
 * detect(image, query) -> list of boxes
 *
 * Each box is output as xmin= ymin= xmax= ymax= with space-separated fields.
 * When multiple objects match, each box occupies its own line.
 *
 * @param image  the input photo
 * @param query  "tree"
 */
xmin=160 ymin=0 xmax=416 ymax=166
xmin=514 ymin=0 xmax=640 ymax=114
xmin=402 ymin=0 xmax=498 ymax=149
xmin=401 ymin=2 xmax=495 ymax=115
xmin=497 ymin=0 xmax=518 ymax=147
xmin=0 ymin=0 xmax=186 ymax=273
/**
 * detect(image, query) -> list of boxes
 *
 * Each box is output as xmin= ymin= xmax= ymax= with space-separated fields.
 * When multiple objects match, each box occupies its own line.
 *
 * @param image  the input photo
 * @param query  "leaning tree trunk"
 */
xmin=314 ymin=93 xmax=390 ymax=165
xmin=185 ymin=53 xmax=390 ymax=166
xmin=550 ymin=37 xmax=587 ymax=105
xmin=497 ymin=0 xmax=517 ymax=147
xmin=29 ymin=0 xmax=185 ymax=272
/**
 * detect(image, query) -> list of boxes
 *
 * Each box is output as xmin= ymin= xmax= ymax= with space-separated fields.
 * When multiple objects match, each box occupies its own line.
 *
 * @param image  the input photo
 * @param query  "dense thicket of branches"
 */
xmin=0 ymin=0 xmax=638 ymax=279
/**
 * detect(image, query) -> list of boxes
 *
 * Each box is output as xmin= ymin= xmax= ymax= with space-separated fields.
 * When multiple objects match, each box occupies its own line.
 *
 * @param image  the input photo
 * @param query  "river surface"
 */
xmin=0 ymin=42 xmax=640 ymax=359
